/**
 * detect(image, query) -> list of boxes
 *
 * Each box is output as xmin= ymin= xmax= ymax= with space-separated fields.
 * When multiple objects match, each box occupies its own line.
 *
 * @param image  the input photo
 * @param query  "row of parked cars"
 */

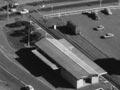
xmin=7 ymin=3 xmax=29 ymax=15
xmin=81 ymin=8 xmax=114 ymax=39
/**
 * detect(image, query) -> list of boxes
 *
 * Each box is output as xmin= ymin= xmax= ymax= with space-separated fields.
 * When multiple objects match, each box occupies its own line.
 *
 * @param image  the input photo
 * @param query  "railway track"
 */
xmin=27 ymin=14 xmax=120 ymax=90
xmin=103 ymin=74 xmax=120 ymax=90
xmin=28 ymin=14 xmax=108 ymax=61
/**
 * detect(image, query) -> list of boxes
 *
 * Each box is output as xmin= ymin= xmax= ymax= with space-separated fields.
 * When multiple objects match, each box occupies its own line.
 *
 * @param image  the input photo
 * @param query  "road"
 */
xmin=27 ymin=0 xmax=118 ymax=17
xmin=0 ymin=48 xmax=55 ymax=90
xmin=0 ymin=64 xmax=24 ymax=90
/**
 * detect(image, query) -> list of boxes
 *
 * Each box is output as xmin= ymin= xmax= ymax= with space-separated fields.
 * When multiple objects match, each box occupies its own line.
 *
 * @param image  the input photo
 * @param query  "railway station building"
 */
xmin=32 ymin=37 xmax=107 ymax=89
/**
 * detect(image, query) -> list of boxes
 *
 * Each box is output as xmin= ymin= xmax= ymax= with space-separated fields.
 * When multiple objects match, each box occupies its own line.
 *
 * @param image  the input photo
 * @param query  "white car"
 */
xmin=25 ymin=85 xmax=34 ymax=90
xmin=103 ymin=33 xmax=114 ymax=38
xmin=9 ymin=8 xmax=17 ymax=12
xmin=8 ymin=8 xmax=17 ymax=14
xmin=82 ymin=10 xmax=92 ymax=14
xmin=104 ymin=8 xmax=112 ymax=15
xmin=8 ymin=8 xmax=29 ymax=15
xmin=20 ymin=9 xmax=29 ymax=14
xmin=14 ymin=3 xmax=19 ymax=6
xmin=96 ymin=25 xmax=104 ymax=31
xmin=40 ymin=5 xmax=45 ymax=8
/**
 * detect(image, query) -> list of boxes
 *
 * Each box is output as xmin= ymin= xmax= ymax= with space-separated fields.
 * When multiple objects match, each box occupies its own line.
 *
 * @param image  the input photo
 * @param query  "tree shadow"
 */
xmin=82 ymin=12 xmax=99 ymax=20
xmin=15 ymin=48 xmax=50 ymax=76
xmin=9 ymin=29 xmax=27 ymax=37
xmin=95 ymin=58 xmax=120 ymax=75
xmin=57 ymin=21 xmax=77 ymax=35
xmin=19 ymin=31 xmax=44 ymax=45
xmin=0 ymin=5 xmax=8 ymax=11
xmin=15 ymin=48 xmax=73 ymax=88
xmin=5 ymin=21 xmax=30 ymax=28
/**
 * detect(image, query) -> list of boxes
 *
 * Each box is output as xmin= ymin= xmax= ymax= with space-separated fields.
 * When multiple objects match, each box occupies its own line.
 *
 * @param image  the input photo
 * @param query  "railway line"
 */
xmin=27 ymin=13 xmax=120 ymax=90
xmin=28 ymin=14 xmax=108 ymax=61
xmin=2 ymin=0 xmax=120 ymax=89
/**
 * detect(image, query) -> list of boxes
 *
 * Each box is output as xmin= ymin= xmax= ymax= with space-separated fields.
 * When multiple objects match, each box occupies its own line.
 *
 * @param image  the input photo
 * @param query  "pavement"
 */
xmin=58 ymin=8 xmax=120 ymax=60
xmin=0 ymin=64 xmax=24 ymax=90
xmin=0 ymin=48 xmax=55 ymax=90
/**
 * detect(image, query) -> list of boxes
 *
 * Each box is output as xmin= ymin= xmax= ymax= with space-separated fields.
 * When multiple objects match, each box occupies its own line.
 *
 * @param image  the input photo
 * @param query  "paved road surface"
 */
xmin=0 ymin=49 xmax=55 ymax=90
xmin=0 ymin=64 xmax=24 ymax=90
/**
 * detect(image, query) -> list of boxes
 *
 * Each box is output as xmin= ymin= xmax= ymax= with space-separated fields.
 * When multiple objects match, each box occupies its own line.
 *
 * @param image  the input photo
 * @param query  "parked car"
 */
xmin=20 ymin=9 xmax=29 ymax=14
xmin=101 ymin=8 xmax=112 ymax=15
xmin=20 ymin=85 xmax=34 ymax=90
xmin=102 ymin=33 xmax=114 ymax=39
xmin=96 ymin=25 xmax=104 ymax=31
xmin=9 ymin=3 xmax=19 ymax=8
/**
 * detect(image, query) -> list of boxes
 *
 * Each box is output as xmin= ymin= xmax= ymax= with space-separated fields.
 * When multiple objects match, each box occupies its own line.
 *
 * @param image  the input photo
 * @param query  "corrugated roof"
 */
xmin=59 ymin=39 xmax=107 ymax=76
xmin=36 ymin=38 xmax=90 ymax=79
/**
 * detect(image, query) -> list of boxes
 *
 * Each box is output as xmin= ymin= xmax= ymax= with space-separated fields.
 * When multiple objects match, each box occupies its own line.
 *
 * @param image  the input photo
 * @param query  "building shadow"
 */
xmin=57 ymin=21 xmax=77 ymax=35
xmin=95 ymin=58 xmax=120 ymax=75
xmin=5 ymin=21 xmax=30 ymax=28
xmin=15 ymin=48 xmax=50 ymax=76
xmin=15 ymin=48 xmax=73 ymax=88
xmin=82 ymin=12 xmax=98 ymax=20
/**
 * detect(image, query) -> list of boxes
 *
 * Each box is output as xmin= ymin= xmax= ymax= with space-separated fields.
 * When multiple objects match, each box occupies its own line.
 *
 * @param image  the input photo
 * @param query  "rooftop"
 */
xmin=36 ymin=37 xmax=107 ymax=79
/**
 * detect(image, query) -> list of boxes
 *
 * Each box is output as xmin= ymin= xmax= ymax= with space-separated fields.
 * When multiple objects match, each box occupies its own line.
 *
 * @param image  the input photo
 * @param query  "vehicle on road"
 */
xmin=21 ymin=85 xmax=34 ymax=90
xmin=8 ymin=8 xmax=29 ymax=15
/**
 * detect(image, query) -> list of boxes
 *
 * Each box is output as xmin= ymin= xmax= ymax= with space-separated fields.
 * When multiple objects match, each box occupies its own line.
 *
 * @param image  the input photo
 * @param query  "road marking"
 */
xmin=43 ymin=5 xmax=120 ymax=18
xmin=0 ymin=45 xmax=31 ymax=74
xmin=0 ymin=62 xmax=26 ymax=85
xmin=0 ymin=46 xmax=56 ymax=90
xmin=0 ymin=48 xmax=27 ymax=85
xmin=43 ymin=0 xmax=98 ymax=8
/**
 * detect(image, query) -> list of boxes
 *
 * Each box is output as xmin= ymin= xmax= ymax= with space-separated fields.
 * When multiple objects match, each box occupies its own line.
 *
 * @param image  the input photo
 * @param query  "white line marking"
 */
xmin=43 ymin=5 xmax=120 ymax=18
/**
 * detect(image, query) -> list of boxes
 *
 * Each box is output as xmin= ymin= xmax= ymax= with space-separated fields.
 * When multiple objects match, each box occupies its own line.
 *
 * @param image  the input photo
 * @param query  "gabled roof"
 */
xmin=36 ymin=38 xmax=89 ymax=79
xmin=59 ymin=39 xmax=107 ymax=76
xmin=36 ymin=37 xmax=107 ymax=79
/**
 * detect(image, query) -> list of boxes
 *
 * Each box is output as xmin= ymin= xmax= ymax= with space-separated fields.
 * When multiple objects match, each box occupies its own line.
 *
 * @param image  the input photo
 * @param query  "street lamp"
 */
xmin=7 ymin=2 xmax=9 ymax=21
xmin=25 ymin=21 xmax=32 ymax=48
xmin=51 ymin=5 xmax=53 ymax=13
xmin=28 ymin=21 xmax=33 ymax=47
xmin=118 ymin=0 xmax=120 ymax=6
xmin=100 ymin=0 xmax=102 ymax=8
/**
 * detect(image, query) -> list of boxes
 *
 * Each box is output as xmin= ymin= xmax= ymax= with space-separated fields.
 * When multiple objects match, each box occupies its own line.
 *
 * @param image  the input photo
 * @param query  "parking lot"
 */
xmin=41 ymin=7 xmax=120 ymax=61
xmin=56 ymin=8 xmax=120 ymax=60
